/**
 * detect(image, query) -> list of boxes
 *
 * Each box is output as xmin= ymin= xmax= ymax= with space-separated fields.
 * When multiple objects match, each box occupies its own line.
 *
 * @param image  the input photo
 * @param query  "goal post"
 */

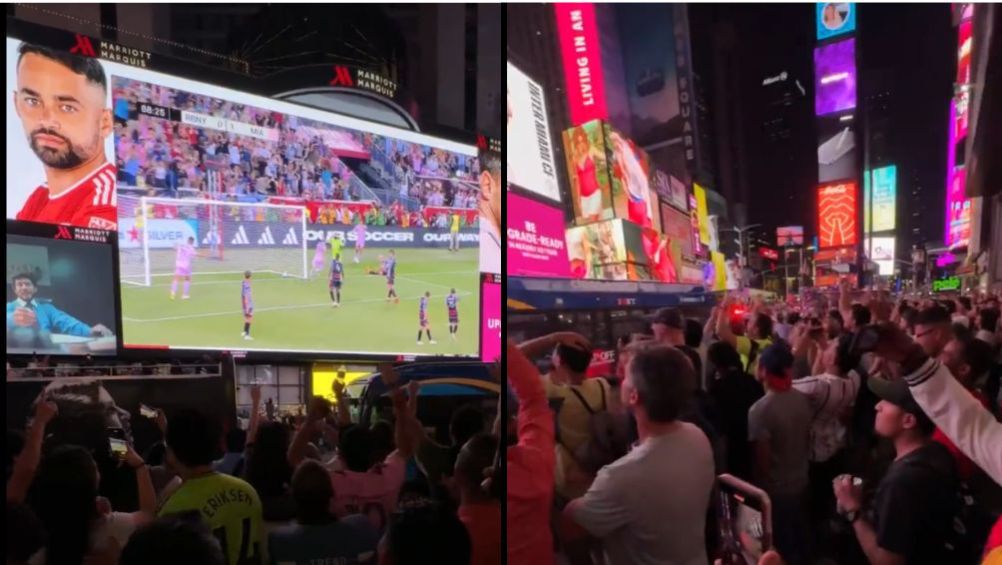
xmin=118 ymin=195 xmax=308 ymax=287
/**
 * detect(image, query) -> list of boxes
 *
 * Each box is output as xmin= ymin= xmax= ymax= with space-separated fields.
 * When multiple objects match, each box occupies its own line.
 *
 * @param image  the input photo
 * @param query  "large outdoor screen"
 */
xmin=507 ymin=62 xmax=561 ymax=202
xmin=814 ymin=38 xmax=856 ymax=116
xmin=7 ymin=35 xmax=482 ymax=357
xmin=817 ymin=114 xmax=856 ymax=182
xmin=818 ymin=181 xmax=858 ymax=248
xmin=864 ymin=165 xmax=896 ymax=232
xmin=6 ymin=220 xmax=119 ymax=356
xmin=480 ymin=273 xmax=501 ymax=363
xmin=507 ymin=192 xmax=572 ymax=279
xmin=816 ymin=3 xmax=856 ymax=40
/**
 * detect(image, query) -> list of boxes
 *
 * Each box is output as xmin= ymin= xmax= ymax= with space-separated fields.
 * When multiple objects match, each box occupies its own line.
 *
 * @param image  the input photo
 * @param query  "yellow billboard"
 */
xmin=694 ymin=183 xmax=710 ymax=245
xmin=711 ymin=251 xmax=728 ymax=291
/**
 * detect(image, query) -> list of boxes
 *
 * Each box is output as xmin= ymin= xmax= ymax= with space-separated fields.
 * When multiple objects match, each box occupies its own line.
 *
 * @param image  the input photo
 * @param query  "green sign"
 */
xmin=933 ymin=276 xmax=961 ymax=292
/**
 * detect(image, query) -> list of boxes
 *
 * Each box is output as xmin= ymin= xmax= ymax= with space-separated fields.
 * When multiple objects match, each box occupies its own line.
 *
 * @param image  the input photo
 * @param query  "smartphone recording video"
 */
xmin=109 ymin=437 xmax=128 ymax=458
xmin=717 ymin=474 xmax=772 ymax=565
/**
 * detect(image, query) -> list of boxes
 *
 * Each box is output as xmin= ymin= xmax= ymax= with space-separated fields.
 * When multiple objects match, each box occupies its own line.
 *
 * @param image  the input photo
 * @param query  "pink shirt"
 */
xmin=328 ymin=451 xmax=406 ymax=531
xmin=175 ymin=244 xmax=196 ymax=269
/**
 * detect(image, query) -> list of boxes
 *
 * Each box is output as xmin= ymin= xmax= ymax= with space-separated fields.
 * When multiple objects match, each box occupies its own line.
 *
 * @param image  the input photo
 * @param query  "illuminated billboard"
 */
xmin=554 ymin=3 xmax=608 ymax=126
xmin=814 ymin=38 xmax=856 ymax=116
xmin=816 ymin=3 xmax=856 ymax=40
xmin=818 ymin=181 xmax=857 ymax=248
xmin=945 ymin=104 xmax=971 ymax=248
xmin=817 ymin=114 xmax=857 ymax=182
xmin=654 ymin=169 xmax=689 ymax=212
xmin=506 ymin=191 xmax=572 ymax=278
xmin=777 ymin=226 xmax=805 ymax=246
xmin=863 ymin=165 xmax=896 ymax=232
xmin=566 ymin=219 xmax=653 ymax=281
xmin=507 ymin=62 xmax=561 ymax=202
xmin=563 ymin=120 xmax=614 ymax=223
xmin=863 ymin=236 xmax=895 ymax=276
xmin=694 ymin=183 xmax=711 ymax=245
xmin=480 ymin=274 xmax=501 ymax=362
xmin=608 ymin=126 xmax=658 ymax=231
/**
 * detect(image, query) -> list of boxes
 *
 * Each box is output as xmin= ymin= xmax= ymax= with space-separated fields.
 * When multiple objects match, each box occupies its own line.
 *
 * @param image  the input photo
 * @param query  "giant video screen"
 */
xmin=507 ymin=61 xmax=561 ymax=202
xmin=818 ymin=181 xmax=858 ymax=248
xmin=7 ymin=35 xmax=482 ymax=357
xmin=6 ymin=220 xmax=119 ymax=356
xmin=814 ymin=38 xmax=856 ymax=116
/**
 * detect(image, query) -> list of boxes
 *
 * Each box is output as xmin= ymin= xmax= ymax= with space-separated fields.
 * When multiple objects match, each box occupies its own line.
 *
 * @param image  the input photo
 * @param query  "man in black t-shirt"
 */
xmin=834 ymin=377 xmax=959 ymax=565
xmin=647 ymin=307 xmax=703 ymax=381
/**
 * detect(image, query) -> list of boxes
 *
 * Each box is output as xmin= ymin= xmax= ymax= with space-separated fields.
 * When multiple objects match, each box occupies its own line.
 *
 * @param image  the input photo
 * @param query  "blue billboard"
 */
xmin=817 ymin=3 xmax=856 ymax=40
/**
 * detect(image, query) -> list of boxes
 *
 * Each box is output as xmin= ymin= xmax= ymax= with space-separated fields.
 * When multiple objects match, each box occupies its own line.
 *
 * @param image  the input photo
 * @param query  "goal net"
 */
xmin=119 ymin=196 xmax=308 ymax=287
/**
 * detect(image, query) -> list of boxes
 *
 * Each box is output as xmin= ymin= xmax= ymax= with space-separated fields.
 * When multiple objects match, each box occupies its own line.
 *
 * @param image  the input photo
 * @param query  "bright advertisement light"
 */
xmin=506 ymin=191 xmax=572 ymax=278
xmin=777 ymin=226 xmax=805 ymax=246
xmin=814 ymin=38 xmax=856 ymax=116
xmin=507 ymin=62 xmax=561 ymax=202
xmin=816 ymin=3 xmax=856 ymax=40
xmin=864 ymin=165 xmax=896 ymax=232
xmin=818 ymin=181 xmax=857 ymax=248
xmin=480 ymin=275 xmax=501 ymax=362
xmin=863 ymin=236 xmax=895 ymax=276
xmin=554 ymin=3 xmax=608 ymax=125
xmin=694 ymin=183 xmax=710 ymax=245
xmin=945 ymin=103 xmax=971 ymax=248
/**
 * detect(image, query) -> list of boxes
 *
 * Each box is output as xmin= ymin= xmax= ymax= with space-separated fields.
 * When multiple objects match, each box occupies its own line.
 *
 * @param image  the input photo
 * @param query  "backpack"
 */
xmin=563 ymin=382 xmax=624 ymax=474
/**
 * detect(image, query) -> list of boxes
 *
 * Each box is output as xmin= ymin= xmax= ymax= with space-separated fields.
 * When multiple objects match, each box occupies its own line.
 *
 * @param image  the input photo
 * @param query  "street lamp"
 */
xmin=721 ymin=224 xmax=762 ymax=268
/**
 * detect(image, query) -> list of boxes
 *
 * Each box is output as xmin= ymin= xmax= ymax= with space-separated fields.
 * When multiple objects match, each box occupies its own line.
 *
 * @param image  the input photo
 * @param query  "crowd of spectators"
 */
xmin=7 ymin=363 xmax=501 ymax=565
xmin=507 ymin=283 xmax=1002 ymax=565
xmin=112 ymin=79 xmax=479 ymax=213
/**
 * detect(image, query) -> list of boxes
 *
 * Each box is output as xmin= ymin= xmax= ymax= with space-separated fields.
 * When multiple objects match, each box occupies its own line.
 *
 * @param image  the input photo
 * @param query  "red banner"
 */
xmin=554 ymin=3 xmax=608 ymax=125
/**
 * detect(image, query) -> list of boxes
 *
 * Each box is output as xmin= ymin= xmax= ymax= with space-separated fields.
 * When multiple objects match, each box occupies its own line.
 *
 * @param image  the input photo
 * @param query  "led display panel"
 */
xmin=818 ymin=181 xmax=857 ymax=248
xmin=814 ymin=38 xmax=857 ymax=116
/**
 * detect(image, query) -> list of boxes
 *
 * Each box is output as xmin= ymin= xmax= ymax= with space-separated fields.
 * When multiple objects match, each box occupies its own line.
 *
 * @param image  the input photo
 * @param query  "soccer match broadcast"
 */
xmin=6 ymin=36 xmax=484 ymax=357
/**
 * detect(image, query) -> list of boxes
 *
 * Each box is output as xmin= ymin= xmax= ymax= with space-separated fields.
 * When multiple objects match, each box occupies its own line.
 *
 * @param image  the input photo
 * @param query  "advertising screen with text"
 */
xmin=554 ymin=3 xmax=608 ymax=125
xmin=480 ymin=274 xmax=501 ymax=363
xmin=818 ymin=181 xmax=857 ymax=248
xmin=864 ymin=165 xmax=896 ymax=232
xmin=507 ymin=191 xmax=572 ymax=278
xmin=816 ymin=3 xmax=856 ymax=40
xmin=507 ymin=62 xmax=561 ymax=202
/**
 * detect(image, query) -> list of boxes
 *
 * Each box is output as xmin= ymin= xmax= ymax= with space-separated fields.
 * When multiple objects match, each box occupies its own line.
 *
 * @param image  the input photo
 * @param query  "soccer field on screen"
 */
xmin=120 ymin=248 xmax=480 ymax=355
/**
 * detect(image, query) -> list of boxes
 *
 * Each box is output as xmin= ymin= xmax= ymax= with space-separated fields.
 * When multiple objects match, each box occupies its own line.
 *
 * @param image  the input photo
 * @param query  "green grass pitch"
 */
xmin=120 ymin=248 xmax=481 ymax=356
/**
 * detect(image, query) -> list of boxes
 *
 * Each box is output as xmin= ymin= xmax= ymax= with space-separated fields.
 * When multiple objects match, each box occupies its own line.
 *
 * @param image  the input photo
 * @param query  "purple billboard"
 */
xmin=814 ymin=38 xmax=856 ymax=116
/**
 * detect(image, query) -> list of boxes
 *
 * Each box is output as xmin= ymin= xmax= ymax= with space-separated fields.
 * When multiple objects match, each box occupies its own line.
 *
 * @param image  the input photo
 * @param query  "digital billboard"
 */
xmin=566 ymin=219 xmax=652 ymax=281
xmin=507 ymin=191 xmax=572 ymax=279
xmin=563 ymin=120 xmax=615 ymax=224
xmin=818 ymin=181 xmax=857 ymax=248
xmin=694 ymin=183 xmax=711 ymax=245
xmin=689 ymin=193 xmax=703 ymax=255
xmin=507 ymin=62 xmax=561 ymax=202
xmin=863 ymin=165 xmax=896 ymax=232
xmin=654 ymin=169 xmax=689 ymax=212
xmin=6 ymin=220 xmax=119 ymax=356
xmin=777 ymin=226 xmax=805 ymax=246
xmin=642 ymin=227 xmax=679 ymax=283
xmin=554 ymin=3 xmax=608 ymax=126
xmin=478 ymin=138 xmax=502 ymax=275
xmin=814 ymin=38 xmax=857 ymax=116
xmin=817 ymin=114 xmax=857 ymax=182
xmin=864 ymin=236 xmax=895 ymax=276
xmin=945 ymin=104 xmax=971 ymax=248
xmin=607 ymin=125 xmax=659 ymax=232
xmin=480 ymin=273 xmax=501 ymax=363
xmin=660 ymin=202 xmax=694 ymax=260
xmin=7 ymin=33 xmax=483 ymax=357
xmin=817 ymin=3 xmax=856 ymax=41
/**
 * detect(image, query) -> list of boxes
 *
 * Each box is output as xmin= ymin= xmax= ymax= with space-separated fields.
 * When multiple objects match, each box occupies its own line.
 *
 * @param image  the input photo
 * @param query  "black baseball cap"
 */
xmin=867 ymin=376 xmax=924 ymax=416
xmin=646 ymin=307 xmax=685 ymax=330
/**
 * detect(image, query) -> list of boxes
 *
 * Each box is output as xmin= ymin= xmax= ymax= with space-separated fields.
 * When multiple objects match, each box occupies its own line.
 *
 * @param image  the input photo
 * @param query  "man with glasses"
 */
xmin=914 ymin=306 xmax=952 ymax=357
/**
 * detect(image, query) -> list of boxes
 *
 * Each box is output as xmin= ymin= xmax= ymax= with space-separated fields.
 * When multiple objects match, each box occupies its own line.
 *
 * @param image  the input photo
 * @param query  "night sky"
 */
xmin=691 ymin=3 xmax=954 ymax=247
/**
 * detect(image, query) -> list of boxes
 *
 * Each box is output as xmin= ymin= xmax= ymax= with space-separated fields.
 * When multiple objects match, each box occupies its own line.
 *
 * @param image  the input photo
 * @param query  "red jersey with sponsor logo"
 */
xmin=15 ymin=162 xmax=118 ymax=230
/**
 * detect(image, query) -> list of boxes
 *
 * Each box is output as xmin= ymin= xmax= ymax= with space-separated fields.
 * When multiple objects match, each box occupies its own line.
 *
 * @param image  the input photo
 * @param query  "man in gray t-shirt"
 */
xmin=562 ymin=344 xmax=715 ymax=565
xmin=748 ymin=343 xmax=812 ymax=565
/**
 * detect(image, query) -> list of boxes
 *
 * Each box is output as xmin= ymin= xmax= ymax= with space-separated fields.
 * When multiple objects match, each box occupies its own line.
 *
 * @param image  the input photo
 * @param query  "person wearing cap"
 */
xmin=518 ymin=331 xmax=614 ymax=500
xmin=833 ymin=375 xmax=960 ymax=565
xmin=716 ymin=296 xmax=774 ymax=376
xmin=648 ymin=307 xmax=704 ymax=381
xmin=747 ymin=343 xmax=812 ymax=565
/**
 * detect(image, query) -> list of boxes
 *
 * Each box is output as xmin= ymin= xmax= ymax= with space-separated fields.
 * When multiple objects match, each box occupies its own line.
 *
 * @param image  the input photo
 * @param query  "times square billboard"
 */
xmin=814 ymin=37 xmax=857 ymax=116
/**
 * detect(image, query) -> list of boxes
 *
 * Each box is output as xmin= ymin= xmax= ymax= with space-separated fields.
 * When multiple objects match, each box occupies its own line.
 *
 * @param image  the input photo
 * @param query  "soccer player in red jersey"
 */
xmin=12 ymin=43 xmax=117 ymax=231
